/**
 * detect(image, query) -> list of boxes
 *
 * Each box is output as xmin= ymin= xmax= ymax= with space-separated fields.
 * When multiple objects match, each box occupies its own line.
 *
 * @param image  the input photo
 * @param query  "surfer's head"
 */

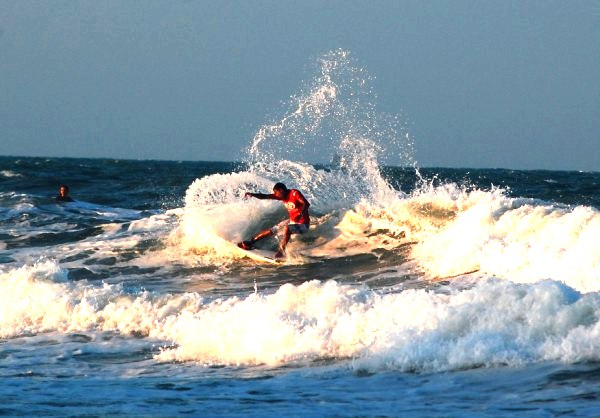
xmin=273 ymin=182 xmax=288 ymax=199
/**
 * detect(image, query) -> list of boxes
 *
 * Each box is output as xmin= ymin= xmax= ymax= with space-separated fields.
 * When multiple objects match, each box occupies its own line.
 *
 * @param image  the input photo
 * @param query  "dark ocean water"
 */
xmin=1 ymin=156 xmax=599 ymax=416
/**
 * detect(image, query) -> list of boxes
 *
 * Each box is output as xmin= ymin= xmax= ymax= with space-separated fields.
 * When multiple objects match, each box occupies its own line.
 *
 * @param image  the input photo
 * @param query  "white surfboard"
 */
xmin=233 ymin=244 xmax=282 ymax=264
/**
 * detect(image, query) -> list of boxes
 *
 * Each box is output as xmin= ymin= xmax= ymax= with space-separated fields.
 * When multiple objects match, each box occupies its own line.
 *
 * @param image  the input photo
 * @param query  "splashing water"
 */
xmin=178 ymin=50 xmax=600 ymax=295
xmin=186 ymin=49 xmax=414 ymax=210
xmin=178 ymin=50 xmax=414 ymax=258
xmin=247 ymin=49 xmax=414 ymax=170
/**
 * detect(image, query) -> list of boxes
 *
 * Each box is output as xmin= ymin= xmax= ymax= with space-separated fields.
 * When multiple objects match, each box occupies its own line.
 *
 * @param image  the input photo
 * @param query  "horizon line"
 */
xmin=0 ymin=154 xmax=596 ymax=174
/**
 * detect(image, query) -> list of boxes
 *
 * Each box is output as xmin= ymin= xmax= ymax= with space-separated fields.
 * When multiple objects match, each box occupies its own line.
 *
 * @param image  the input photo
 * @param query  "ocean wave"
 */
xmin=400 ymin=184 xmax=600 ymax=292
xmin=3 ymin=262 xmax=600 ymax=372
xmin=178 ymin=161 xmax=599 ymax=295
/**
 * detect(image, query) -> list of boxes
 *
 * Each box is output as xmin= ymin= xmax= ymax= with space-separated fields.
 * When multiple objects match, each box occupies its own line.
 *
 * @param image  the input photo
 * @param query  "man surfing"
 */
xmin=238 ymin=182 xmax=310 ymax=258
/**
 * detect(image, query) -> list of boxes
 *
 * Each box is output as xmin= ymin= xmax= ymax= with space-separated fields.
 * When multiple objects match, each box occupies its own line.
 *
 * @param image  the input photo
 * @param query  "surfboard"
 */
xmin=233 ymin=244 xmax=282 ymax=264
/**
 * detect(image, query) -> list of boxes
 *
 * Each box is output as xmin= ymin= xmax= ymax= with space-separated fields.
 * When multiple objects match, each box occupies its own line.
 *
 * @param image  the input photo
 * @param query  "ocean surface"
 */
xmin=2 ymin=51 xmax=600 ymax=416
xmin=1 ymin=156 xmax=599 ymax=417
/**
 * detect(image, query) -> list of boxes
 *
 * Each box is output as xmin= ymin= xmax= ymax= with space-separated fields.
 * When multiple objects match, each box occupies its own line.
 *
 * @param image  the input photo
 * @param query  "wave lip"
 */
xmin=408 ymin=184 xmax=600 ymax=292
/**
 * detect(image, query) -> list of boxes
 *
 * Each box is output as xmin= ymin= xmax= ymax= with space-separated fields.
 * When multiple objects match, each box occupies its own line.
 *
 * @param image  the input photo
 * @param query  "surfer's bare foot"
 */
xmin=238 ymin=241 xmax=254 ymax=250
xmin=274 ymin=250 xmax=285 ymax=258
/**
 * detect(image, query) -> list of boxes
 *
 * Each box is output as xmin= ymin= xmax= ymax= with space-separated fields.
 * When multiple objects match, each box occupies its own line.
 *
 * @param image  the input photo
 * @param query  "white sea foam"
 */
xmin=400 ymin=185 xmax=600 ymax=292
xmin=0 ymin=260 xmax=202 ymax=339
xmin=0 ymin=170 xmax=23 ymax=178
xmin=3 ymin=261 xmax=600 ymax=371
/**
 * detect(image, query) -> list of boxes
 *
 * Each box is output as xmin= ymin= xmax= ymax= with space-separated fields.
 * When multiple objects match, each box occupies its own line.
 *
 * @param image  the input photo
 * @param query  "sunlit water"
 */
xmin=2 ymin=50 xmax=599 ymax=416
xmin=2 ymin=157 xmax=599 ymax=416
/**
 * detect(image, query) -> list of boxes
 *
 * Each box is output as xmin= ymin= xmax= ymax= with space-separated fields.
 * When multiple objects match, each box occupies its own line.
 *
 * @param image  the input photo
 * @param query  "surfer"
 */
xmin=55 ymin=184 xmax=74 ymax=202
xmin=238 ymin=182 xmax=310 ymax=258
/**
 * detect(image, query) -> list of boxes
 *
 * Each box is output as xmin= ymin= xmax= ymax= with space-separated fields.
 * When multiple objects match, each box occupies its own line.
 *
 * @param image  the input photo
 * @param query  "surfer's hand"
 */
xmin=244 ymin=192 xmax=253 ymax=199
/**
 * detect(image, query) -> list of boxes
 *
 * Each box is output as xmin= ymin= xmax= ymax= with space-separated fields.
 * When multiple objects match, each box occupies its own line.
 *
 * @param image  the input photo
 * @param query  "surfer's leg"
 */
xmin=238 ymin=228 xmax=274 ymax=249
xmin=252 ymin=228 xmax=274 ymax=242
xmin=275 ymin=226 xmax=291 ymax=258
xmin=275 ymin=222 xmax=310 ymax=255
xmin=275 ymin=223 xmax=309 ymax=257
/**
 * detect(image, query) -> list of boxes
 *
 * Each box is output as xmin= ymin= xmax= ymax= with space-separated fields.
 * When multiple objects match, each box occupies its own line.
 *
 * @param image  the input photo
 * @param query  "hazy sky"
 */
xmin=1 ymin=1 xmax=599 ymax=170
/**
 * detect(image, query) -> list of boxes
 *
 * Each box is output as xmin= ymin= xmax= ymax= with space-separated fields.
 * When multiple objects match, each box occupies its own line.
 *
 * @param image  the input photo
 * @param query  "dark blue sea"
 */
xmin=1 ymin=156 xmax=599 ymax=417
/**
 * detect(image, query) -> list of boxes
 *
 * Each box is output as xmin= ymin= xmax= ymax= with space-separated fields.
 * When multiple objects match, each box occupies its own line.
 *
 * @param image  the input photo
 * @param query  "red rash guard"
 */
xmin=282 ymin=189 xmax=310 ymax=224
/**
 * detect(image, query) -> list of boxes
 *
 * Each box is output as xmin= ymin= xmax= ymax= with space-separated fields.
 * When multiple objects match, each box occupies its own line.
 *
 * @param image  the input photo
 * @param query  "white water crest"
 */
xmin=4 ymin=261 xmax=600 ymax=371
xmin=323 ymin=176 xmax=599 ymax=293
xmin=403 ymin=184 xmax=600 ymax=292
xmin=158 ymin=278 xmax=600 ymax=370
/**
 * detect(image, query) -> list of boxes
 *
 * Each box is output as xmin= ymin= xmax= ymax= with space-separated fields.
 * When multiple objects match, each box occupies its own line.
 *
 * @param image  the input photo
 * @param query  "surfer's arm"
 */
xmin=296 ymin=194 xmax=309 ymax=210
xmin=294 ymin=191 xmax=310 ymax=209
xmin=293 ymin=194 xmax=310 ymax=221
xmin=244 ymin=192 xmax=277 ymax=200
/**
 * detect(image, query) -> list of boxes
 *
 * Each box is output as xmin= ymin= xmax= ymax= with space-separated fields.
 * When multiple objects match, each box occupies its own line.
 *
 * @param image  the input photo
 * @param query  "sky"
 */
xmin=1 ymin=0 xmax=599 ymax=171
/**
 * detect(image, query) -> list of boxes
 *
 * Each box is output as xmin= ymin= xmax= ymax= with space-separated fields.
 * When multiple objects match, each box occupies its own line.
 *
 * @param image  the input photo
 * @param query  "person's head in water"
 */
xmin=59 ymin=184 xmax=69 ymax=197
xmin=273 ymin=182 xmax=288 ymax=199
xmin=56 ymin=184 xmax=73 ymax=202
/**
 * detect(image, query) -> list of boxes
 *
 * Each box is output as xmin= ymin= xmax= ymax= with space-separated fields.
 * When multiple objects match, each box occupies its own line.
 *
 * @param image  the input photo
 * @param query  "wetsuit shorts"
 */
xmin=271 ymin=220 xmax=309 ymax=235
